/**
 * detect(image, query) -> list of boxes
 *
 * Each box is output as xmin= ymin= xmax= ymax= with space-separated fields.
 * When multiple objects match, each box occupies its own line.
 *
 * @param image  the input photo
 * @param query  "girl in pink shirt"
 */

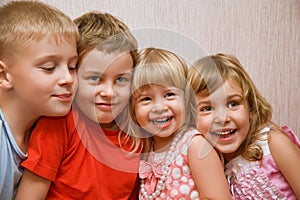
xmin=188 ymin=53 xmax=300 ymax=199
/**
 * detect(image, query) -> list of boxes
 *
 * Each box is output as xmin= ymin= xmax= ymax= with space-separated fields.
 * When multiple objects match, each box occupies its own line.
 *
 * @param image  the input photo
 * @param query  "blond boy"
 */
xmin=0 ymin=1 xmax=78 ymax=199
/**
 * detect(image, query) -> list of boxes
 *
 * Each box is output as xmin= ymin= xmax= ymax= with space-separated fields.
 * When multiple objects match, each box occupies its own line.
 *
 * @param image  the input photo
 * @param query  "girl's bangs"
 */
xmin=132 ymin=63 xmax=185 ymax=93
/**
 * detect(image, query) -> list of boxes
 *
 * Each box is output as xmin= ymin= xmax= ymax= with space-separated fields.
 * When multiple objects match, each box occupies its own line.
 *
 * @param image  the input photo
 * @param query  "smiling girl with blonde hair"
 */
xmin=188 ymin=53 xmax=300 ymax=199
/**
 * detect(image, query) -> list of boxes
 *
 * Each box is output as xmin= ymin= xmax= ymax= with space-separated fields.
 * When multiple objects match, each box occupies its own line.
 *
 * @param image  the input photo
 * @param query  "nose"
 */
xmin=213 ymin=107 xmax=229 ymax=124
xmin=98 ymin=82 xmax=115 ymax=98
xmin=58 ymin=68 xmax=75 ymax=86
xmin=151 ymin=104 xmax=168 ymax=114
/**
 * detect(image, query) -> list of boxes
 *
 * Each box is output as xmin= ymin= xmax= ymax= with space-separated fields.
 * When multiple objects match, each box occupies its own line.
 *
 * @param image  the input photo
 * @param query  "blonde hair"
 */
xmin=0 ymin=1 xmax=78 ymax=61
xmin=74 ymin=11 xmax=139 ymax=153
xmin=129 ymin=47 xmax=197 ymax=152
xmin=188 ymin=53 xmax=279 ymax=161
xmin=73 ymin=12 xmax=138 ymax=66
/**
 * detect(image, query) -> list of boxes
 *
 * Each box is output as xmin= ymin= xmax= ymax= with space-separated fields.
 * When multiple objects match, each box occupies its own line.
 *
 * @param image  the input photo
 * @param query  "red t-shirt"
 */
xmin=22 ymin=105 xmax=140 ymax=199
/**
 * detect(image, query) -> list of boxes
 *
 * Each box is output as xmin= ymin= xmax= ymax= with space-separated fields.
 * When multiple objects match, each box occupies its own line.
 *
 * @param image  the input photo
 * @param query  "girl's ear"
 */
xmin=0 ymin=60 xmax=13 ymax=89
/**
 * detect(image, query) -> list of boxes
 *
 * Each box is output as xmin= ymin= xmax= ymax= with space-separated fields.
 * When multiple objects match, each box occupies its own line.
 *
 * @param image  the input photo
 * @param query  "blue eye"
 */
xmin=89 ymin=76 xmax=100 ymax=82
xmin=116 ymin=76 xmax=131 ymax=85
xmin=117 ymin=77 xmax=126 ymax=82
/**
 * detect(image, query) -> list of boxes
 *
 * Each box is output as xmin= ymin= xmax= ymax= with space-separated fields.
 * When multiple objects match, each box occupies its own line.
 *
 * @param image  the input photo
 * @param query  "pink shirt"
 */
xmin=139 ymin=129 xmax=201 ymax=200
xmin=225 ymin=126 xmax=299 ymax=200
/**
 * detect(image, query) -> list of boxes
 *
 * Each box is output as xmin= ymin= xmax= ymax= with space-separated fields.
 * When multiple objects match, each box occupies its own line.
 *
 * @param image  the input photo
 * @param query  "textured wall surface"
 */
xmin=1 ymin=0 xmax=299 ymax=136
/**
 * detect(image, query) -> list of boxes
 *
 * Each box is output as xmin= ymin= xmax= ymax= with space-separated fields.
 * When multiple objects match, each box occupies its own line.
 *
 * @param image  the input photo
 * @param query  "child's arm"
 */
xmin=15 ymin=169 xmax=51 ymax=200
xmin=268 ymin=129 xmax=300 ymax=198
xmin=188 ymin=135 xmax=232 ymax=200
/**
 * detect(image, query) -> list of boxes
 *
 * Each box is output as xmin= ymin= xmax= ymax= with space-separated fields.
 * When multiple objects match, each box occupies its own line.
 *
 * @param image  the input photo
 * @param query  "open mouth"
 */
xmin=212 ymin=129 xmax=236 ymax=139
xmin=151 ymin=116 xmax=173 ymax=125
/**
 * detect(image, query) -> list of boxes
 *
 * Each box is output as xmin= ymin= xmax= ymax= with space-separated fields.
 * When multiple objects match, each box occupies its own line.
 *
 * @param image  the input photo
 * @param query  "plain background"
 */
xmin=1 ymin=0 xmax=299 ymax=137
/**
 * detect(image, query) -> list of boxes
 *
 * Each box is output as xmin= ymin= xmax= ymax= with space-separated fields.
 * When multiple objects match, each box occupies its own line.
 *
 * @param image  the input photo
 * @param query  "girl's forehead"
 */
xmin=133 ymin=83 xmax=182 ymax=97
xmin=198 ymin=79 xmax=243 ymax=98
xmin=226 ymin=78 xmax=242 ymax=89
xmin=136 ymin=83 xmax=175 ymax=92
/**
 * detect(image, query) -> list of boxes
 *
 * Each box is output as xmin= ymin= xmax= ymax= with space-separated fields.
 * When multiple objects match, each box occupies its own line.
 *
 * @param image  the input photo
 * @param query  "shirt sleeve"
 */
xmin=21 ymin=114 xmax=71 ymax=181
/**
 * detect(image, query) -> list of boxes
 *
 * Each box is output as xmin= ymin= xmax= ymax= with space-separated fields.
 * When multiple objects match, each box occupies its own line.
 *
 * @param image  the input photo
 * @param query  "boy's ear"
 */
xmin=0 ymin=60 xmax=13 ymax=89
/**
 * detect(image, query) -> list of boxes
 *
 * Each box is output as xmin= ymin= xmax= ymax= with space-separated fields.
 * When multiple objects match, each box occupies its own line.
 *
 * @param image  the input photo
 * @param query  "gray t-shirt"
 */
xmin=0 ymin=109 xmax=27 ymax=200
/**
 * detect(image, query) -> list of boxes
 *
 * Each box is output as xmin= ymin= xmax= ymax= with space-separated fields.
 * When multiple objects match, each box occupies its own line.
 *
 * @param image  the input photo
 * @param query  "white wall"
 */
xmin=1 ymin=0 xmax=299 ymax=136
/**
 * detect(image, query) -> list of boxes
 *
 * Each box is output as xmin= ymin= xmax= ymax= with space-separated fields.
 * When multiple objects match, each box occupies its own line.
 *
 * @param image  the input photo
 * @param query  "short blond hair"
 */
xmin=73 ymin=12 xmax=138 ymax=66
xmin=0 ymin=1 xmax=78 ymax=61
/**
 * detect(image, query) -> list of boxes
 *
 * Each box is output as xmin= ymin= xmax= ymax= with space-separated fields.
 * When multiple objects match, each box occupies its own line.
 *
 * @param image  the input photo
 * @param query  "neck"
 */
xmin=223 ymin=147 xmax=244 ymax=162
xmin=153 ymin=134 xmax=176 ymax=152
xmin=1 ymin=104 xmax=39 ymax=153
xmin=100 ymin=121 xmax=118 ymax=130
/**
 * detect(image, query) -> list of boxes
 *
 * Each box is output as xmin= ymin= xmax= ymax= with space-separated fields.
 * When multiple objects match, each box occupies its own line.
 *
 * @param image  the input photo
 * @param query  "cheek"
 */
xmin=75 ymin=88 xmax=92 ymax=100
xmin=116 ymin=86 xmax=131 ymax=100
xmin=134 ymin=105 xmax=147 ymax=126
xmin=197 ymin=116 xmax=211 ymax=133
xmin=73 ymin=77 xmax=79 ymax=90
xmin=77 ymin=81 xmax=94 ymax=94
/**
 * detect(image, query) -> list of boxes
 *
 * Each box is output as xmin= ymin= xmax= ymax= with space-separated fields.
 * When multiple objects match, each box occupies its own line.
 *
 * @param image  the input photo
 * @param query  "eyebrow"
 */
xmin=197 ymin=99 xmax=211 ymax=107
xmin=34 ymin=55 xmax=57 ymax=63
xmin=35 ymin=54 xmax=78 ymax=64
xmin=197 ymin=93 xmax=242 ymax=105
xmin=118 ymin=72 xmax=133 ymax=76
xmin=226 ymin=94 xmax=243 ymax=100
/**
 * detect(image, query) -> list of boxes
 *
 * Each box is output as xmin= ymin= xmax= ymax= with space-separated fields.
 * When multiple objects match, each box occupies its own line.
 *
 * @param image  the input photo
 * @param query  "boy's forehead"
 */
xmin=78 ymin=50 xmax=133 ymax=73
xmin=14 ymin=33 xmax=76 ymax=52
xmin=46 ymin=33 xmax=77 ymax=46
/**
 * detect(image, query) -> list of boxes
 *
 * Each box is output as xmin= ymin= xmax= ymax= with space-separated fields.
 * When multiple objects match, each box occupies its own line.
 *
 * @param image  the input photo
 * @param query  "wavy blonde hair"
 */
xmin=188 ymin=53 xmax=280 ymax=161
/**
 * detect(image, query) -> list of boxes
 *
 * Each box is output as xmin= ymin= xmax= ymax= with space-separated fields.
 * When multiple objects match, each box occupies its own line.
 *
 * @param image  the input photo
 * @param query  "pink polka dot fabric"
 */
xmin=139 ymin=129 xmax=201 ymax=200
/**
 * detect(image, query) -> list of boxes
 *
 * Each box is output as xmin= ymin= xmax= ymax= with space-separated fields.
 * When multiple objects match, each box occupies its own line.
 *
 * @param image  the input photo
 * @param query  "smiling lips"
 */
xmin=95 ymin=102 xmax=116 ymax=111
xmin=54 ymin=93 xmax=73 ymax=101
xmin=152 ymin=116 xmax=171 ymax=124
xmin=150 ymin=116 xmax=173 ymax=128
xmin=212 ymin=129 xmax=236 ymax=139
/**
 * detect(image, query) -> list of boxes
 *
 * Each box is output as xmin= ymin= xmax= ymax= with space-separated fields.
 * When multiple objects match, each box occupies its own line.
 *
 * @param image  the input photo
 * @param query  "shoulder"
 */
xmin=187 ymin=130 xmax=218 ymax=160
xmin=268 ymin=128 xmax=300 ymax=164
xmin=184 ymin=129 xmax=203 ymax=141
xmin=181 ymin=129 xmax=205 ymax=149
xmin=267 ymin=127 xmax=300 ymax=197
xmin=268 ymin=128 xmax=295 ymax=148
xmin=37 ymin=108 xmax=74 ymax=124
xmin=31 ymin=108 xmax=77 ymax=140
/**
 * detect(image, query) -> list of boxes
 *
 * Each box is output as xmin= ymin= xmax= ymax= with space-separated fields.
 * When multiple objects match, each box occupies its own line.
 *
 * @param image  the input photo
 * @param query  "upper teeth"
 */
xmin=215 ymin=130 xmax=234 ymax=135
xmin=153 ymin=118 xmax=169 ymax=123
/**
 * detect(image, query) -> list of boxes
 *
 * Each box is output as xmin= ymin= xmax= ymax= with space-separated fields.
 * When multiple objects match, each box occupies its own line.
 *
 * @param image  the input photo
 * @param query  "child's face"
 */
xmin=196 ymin=80 xmax=250 ymax=161
xmin=75 ymin=50 xmax=133 ymax=129
xmin=133 ymin=84 xmax=185 ymax=143
xmin=4 ymin=34 xmax=77 ymax=116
